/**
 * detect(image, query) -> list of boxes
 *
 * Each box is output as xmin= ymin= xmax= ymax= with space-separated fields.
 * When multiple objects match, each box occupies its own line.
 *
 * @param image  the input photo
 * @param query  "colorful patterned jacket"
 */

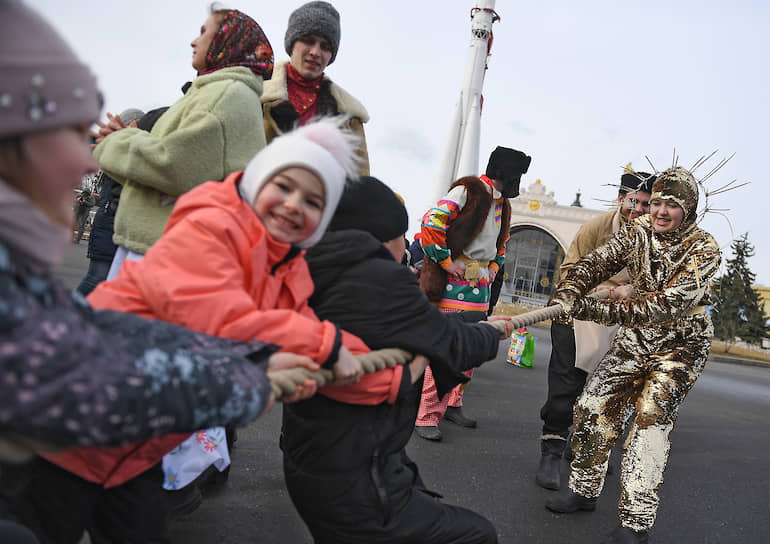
xmin=419 ymin=175 xmax=511 ymax=302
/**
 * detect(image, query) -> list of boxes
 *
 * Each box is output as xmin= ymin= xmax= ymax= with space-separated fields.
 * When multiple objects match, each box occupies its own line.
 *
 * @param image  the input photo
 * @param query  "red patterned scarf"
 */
xmin=199 ymin=10 xmax=274 ymax=80
xmin=287 ymin=63 xmax=324 ymax=124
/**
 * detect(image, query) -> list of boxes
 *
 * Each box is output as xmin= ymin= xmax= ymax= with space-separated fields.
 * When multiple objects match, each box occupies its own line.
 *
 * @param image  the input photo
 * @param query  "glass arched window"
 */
xmin=500 ymin=226 xmax=563 ymax=307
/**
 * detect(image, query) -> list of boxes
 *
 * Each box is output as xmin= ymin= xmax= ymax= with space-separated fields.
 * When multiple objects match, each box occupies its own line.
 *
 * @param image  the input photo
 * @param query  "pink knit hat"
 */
xmin=0 ymin=0 xmax=102 ymax=138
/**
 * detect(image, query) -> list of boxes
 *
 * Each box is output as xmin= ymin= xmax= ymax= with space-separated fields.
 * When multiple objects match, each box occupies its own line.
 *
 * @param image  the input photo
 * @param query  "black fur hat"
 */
xmin=486 ymin=146 xmax=531 ymax=179
xmin=485 ymin=146 xmax=531 ymax=198
xmin=620 ymin=171 xmax=656 ymax=194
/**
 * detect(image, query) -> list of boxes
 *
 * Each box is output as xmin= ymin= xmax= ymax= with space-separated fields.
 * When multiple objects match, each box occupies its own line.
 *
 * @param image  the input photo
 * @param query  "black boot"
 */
xmin=563 ymin=431 xmax=575 ymax=461
xmin=444 ymin=406 xmax=477 ymax=428
xmin=545 ymin=489 xmax=597 ymax=513
xmin=600 ymin=525 xmax=649 ymax=543
xmin=164 ymin=484 xmax=203 ymax=521
xmin=414 ymin=425 xmax=442 ymax=441
xmin=536 ymin=438 xmax=566 ymax=490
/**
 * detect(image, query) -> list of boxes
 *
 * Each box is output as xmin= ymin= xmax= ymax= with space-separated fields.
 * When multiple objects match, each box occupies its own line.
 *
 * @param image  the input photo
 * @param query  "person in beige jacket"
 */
xmin=535 ymin=170 xmax=654 ymax=491
xmin=261 ymin=1 xmax=370 ymax=175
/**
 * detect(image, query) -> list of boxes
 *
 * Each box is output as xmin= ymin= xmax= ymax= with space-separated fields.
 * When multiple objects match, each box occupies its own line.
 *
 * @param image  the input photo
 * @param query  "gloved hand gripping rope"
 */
xmin=505 ymin=290 xmax=611 ymax=331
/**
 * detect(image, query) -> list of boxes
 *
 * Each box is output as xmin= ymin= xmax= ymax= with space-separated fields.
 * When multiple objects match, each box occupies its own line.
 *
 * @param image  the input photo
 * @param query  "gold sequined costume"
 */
xmin=553 ymin=166 xmax=721 ymax=532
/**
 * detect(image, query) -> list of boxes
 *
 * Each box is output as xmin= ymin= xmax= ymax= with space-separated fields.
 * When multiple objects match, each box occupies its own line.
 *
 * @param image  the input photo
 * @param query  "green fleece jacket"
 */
xmin=94 ymin=67 xmax=266 ymax=254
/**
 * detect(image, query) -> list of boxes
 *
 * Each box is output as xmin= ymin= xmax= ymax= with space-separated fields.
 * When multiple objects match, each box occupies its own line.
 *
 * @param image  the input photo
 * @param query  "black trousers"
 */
xmin=286 ymin=457 xmax=497 ymax=544
xmin=0 ymin=458 xmax=170 ymax=544
xmin=0 ymin=521 xmax=38 ymax=543
xmin=306 ymin=488 xmax=498 ymax=544
xmin=539 ymin=321 xmax=587 ymax=438
xmin=487 ymin=271 xmax=504 ymax=316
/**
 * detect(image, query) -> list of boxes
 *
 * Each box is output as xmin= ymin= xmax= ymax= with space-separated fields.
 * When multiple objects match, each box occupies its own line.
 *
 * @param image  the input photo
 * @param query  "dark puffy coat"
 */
xmin=307 ymin=229 xmax=499 ymax=395
xmin=86 ymin=173 xmax=121 ymax=261
xmin=281 ymin=229 xmax=500 ymax=541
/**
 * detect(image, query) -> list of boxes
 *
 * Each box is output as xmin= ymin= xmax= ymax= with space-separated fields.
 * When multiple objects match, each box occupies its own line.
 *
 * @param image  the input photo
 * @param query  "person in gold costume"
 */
xmin=546 ymin=166 xmax=722 ymax=544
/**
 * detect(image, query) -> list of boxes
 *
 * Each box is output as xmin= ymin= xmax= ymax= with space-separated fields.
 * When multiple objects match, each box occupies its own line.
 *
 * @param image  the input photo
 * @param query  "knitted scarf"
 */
xmin=0 ymin=177 xmax=70 ymax=274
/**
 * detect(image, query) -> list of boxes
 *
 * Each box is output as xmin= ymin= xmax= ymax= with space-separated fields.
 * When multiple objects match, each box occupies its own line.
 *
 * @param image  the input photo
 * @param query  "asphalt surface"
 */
xmin=56 ymin=243 xmax=770 ymax=544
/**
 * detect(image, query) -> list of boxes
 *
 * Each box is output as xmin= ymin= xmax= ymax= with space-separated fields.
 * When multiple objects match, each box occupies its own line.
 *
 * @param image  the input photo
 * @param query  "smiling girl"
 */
xmin=649 ymin=197 xmax=684 ymax=234
xmin=36 ymin=117 xmax=372 ymax=541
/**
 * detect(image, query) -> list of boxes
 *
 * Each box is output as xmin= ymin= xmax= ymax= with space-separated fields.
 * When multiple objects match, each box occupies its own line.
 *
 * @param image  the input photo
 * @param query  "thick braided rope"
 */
xmin=268 ymin=348 xmax=413 ymax=399
xmin=506 ymin=290 xmax=611 ymax=330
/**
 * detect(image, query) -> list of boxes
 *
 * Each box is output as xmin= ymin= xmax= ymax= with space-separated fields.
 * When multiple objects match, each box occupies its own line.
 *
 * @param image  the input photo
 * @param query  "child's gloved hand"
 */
xmin=407 ymin=354 xmax=430 ymax=384
xmin=267 ymin=353 xmax=322 ymax=404
xmin=331 ymin=346 xmax=364 ymax=386
xmin=483 ymin=316 xmax=513 ymax=338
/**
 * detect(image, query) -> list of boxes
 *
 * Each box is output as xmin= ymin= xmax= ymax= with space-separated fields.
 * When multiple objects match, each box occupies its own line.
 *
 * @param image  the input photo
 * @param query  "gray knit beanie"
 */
xmin=119 ymin=108 xmax=145 ymax=125
xmin=284 ymin=1 xmax=341 ymax=65
xmin=0 ymin=0 xmax=102 ymax=139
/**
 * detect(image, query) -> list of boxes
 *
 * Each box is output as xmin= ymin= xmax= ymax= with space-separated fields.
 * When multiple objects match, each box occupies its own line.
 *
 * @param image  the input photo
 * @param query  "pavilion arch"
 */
xmin=500 ymin=225 xmax=566 ymax=307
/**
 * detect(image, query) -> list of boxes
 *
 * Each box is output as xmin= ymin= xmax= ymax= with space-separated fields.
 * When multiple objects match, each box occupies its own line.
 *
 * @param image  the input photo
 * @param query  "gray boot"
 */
xmin=536 ymin=437 xmax=566 ymax=490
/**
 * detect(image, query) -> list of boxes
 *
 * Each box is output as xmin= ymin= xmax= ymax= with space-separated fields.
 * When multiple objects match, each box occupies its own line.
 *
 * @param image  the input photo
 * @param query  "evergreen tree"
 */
xmin=712 ymin=233 xmax=768 ymax=345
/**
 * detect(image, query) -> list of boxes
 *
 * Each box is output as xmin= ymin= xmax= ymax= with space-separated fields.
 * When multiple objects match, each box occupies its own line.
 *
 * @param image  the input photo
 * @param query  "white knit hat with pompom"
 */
xmin=239 ymin=116 xmax=360 ymax=248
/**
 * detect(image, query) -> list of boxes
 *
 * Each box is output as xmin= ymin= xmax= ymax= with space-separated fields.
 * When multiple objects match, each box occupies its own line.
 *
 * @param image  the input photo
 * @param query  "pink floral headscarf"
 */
xmin=199 ymin=10 xmax=274 ymax=80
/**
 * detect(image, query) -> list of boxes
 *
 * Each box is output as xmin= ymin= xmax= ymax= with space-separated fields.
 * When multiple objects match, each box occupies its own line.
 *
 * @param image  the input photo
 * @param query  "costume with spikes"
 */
xmin=552 ymin=166 xmax=722 ymax=533
xmin=538 ymin=170 xmax=654 ymax=484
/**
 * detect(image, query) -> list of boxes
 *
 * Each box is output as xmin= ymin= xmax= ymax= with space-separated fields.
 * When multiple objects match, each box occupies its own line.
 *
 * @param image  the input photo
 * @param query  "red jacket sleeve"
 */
xmin=316 ymin=330 xmax=402 ymax=406
xmin=90 ymin=211 xmax=339 ymax=366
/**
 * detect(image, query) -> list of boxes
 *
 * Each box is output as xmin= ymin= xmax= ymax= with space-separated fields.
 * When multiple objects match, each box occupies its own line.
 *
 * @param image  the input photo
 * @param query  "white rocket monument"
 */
xmin=431 ymin=1 xmax=500 ymax=204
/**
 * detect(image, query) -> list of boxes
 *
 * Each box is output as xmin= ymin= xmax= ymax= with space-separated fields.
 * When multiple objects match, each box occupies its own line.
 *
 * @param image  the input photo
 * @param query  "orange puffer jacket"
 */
xmin=44 ymin=172 xmax=400 ymax=488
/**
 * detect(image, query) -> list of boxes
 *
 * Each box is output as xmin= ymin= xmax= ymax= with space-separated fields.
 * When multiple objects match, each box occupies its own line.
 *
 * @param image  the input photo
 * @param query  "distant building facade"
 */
xmin=500 ymin=179 xmax=607 ymax=307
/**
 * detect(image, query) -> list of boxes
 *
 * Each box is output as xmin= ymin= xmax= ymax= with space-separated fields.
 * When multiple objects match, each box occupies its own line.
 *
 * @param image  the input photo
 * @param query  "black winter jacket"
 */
xmin=306 ymin=229 xmax=499 ymax=396
xmin=280 ymin=229 xmax=500 ymax=540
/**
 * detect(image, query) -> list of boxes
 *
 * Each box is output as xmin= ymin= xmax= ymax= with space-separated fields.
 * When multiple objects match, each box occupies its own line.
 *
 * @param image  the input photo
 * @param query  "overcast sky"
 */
xmin=28 ymin=0 xmax=770 ymax=284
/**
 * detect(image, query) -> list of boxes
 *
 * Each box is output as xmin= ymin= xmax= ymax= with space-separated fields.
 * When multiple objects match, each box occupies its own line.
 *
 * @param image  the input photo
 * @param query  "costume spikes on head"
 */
xmin=642 ymin=149 xmax=749 ymax=236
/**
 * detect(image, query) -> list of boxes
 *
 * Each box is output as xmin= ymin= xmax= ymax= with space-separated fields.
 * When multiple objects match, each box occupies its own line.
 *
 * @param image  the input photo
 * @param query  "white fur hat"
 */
xmin=240 ymin=116 xmax=360 ymax=248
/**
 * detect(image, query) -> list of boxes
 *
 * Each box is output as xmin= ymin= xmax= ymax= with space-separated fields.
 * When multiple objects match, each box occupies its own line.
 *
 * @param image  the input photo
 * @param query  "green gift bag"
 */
xmin=507 ymin=327 xmax=536 ymax=368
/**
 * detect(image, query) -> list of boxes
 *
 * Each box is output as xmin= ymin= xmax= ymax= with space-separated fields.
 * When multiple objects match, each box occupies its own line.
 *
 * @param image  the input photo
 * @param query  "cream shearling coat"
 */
xmin=94 ymin=67 xmax=266 ymax=254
